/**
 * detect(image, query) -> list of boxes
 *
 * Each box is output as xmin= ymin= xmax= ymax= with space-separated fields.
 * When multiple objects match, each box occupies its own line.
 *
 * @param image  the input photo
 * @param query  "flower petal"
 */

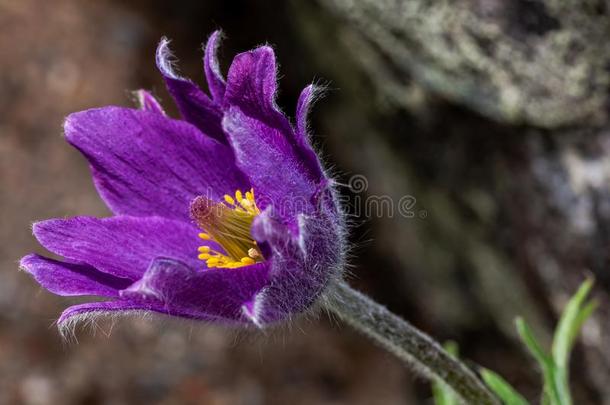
xmin=33 ymin=216 xmax=210 ymax=280
xmin=120 ymin=257 xmax=269 ymax=322
xmin=65 ymin=106 xmax=249 ymax=221
xmin=57 ymin=300 xmax=233 ymax=337
xmin=225 ymin=46 xmax=285 ymax=129
xmin=156 ymin=38 xmax=226 ymax=143
xmin=204 ymin=30 xmax=226 ymax=104
xmin=20 ymin=254 xmax=131 ymax=297
xmin=224 ymin=47 xmax=324 ymax=184
xmin=135 ymin=90 xmax=165 ymax=115
xmin=295 ymin=85 xmax=324 ymax=179
xmin=222 ymin=106 xmax=316 ymax=222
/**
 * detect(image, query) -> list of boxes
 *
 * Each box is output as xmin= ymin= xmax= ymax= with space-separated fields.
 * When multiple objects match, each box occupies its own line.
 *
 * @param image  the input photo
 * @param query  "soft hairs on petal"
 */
xmin=135 ymin=90 xmax=165 ymax=115
xmin=21 ymin=254 xmax=131 ymax=297
xmin=33 ymin=216 xmax=213 ymax=280
xmin=204 ymin=30 xmax=227 ymax=104
xmin=58 ymin=301 xmax=156 ymax=334
xmin=294 ymin=85 xmax=325 ymax=179
xmin=65 ymin=107 xmax=249 ymax=222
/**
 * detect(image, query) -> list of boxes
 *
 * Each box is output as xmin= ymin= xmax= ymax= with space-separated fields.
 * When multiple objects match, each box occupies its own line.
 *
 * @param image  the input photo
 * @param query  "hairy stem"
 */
xmin=323 ymin=281 xmax=499 ymax=405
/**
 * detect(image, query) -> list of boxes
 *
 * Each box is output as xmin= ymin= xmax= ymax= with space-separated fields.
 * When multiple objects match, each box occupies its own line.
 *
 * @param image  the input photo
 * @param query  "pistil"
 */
xmin=190 ymin=189 xmax=263 ymax=268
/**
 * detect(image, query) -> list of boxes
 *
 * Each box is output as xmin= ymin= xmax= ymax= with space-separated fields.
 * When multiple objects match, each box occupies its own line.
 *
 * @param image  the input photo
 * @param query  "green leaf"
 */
xmin=432 ymin=342 xmax=459 ymax=405
xmin=432 ymin=280 xmax=595 ymax=405
xmin=515 ymin=317 xmax=562 ymax=405
xmin=569 ymin=300 xmax=597 ymax=349
xmin=515 ymin=280 xmax=596 ymax=405
xmin=432 ymin=381 xmax=459 ymax=405
xmin=515 ymin=317 xmax=552 ymax=369
xmin=552 ymin=278 xmax=594 ymax=371
xmin=480 ymin=368 xmax=528 ymax=405
xmin=550 ymin=278 xmax=596 ymax=405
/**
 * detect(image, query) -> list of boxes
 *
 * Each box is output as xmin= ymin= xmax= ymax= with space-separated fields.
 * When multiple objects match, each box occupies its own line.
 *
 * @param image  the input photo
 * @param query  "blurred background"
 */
xmin=1 ymin=0 xmax=609 ymax=404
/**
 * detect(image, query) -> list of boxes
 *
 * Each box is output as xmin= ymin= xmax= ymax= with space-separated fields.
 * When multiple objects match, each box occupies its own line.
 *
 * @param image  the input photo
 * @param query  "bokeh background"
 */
xmin=1 ymin=1 xmax=609 ymax=404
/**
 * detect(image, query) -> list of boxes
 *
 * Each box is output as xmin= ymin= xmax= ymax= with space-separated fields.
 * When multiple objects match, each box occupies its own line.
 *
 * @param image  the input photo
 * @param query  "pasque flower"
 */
xmin=21 ymin=31 xmax=345 ymax=329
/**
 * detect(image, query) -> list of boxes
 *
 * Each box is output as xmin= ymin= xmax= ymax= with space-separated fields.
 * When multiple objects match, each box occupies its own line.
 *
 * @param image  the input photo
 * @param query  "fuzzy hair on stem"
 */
xmin=322 ymin=280 xmax=500 ymax=405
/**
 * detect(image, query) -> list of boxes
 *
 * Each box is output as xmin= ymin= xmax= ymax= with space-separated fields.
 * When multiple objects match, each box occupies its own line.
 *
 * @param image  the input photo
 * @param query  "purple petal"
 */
xmin=120 ymin=257 xmax=269 ymax=322
xmin=295 ymin=85 xmax=324 ymax=179
xmin=224 ymin=47 xmax=324 ymax=184
xmin=135 ymin=90 xmax=165 ymax=115
xmin=156 ymin=38 xmax=226 ymax=143
xmin=222 ymin=106 xmax=316 ymax=222
xmin=204 ymin=30 xmax=226 ymax=104
xmin=65 ymin=106 xmax=249 ymax=221
xmin=33 ymin=216 xmax=210 ymax=280
xmin=20 ymin=254 xmax=131 ymax=297
xmin=224 ymin=46 xmax=287 ymax=130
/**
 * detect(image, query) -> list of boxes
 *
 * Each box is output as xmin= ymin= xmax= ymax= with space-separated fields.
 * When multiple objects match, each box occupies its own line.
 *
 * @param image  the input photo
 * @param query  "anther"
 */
xmin=224 ymin=195 xmax=235 ymax=205
xmin=240 ymin=257 xmax=255 ymax=265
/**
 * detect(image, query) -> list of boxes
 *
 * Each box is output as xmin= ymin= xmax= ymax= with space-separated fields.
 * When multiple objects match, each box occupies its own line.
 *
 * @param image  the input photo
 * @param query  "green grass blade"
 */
xmin=432 ymin=381 xmax=459 ymax=405
xmin=552 ymin=279 xmax=594 ymax=371
xmin=515 ymin=317 xmax=551 ymax=368
xmin=568 ymin=300 xmax=597 ymax=348
xmin=550 ymin=279 xmax=596 ymax=405
xmin=480 ymin=368 xmax=529 ymax=405
xmin=515 ymin=317 xmax=562 ymax=405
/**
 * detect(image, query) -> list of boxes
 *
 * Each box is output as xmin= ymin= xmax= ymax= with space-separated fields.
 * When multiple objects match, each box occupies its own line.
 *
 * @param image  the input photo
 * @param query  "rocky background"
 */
xmin=1 ymin=1 xmax=608 ymax=404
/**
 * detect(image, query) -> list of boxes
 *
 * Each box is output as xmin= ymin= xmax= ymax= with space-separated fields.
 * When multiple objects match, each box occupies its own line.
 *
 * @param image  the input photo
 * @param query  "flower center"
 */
xmin=191 ymin=189 xmax=263 ymax=269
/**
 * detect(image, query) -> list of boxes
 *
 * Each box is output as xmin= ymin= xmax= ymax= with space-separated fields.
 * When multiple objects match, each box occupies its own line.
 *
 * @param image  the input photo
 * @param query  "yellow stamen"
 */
xmin=224 ymin=194 xmax=235 ymax=206
xmin=239 ymin=198 xmax=253 ymax=210
xmin=240 ymin=257 xmax=255 ymax=265
xmin=193 ymin=188 xmax=264 ymax=269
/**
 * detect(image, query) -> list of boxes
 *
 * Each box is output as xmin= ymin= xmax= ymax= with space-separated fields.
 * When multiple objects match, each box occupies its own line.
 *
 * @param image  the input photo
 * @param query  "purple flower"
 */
xmin=20 ymin=31 xmax=345 ymax=330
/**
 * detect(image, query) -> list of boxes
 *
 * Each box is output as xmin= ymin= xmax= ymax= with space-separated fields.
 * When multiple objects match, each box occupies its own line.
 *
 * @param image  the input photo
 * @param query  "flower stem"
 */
xmin=323 ymin=281 xmax=499 ymax=405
